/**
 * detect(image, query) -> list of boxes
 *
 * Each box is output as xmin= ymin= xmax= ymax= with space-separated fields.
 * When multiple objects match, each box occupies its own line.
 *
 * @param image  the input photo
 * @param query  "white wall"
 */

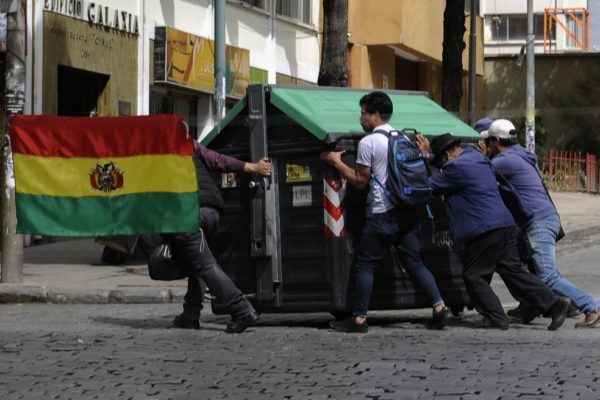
xmin=481 ymin=0 xmax=587 ymax=15
xmin=481 ymin=0 xmax=589 ymax=55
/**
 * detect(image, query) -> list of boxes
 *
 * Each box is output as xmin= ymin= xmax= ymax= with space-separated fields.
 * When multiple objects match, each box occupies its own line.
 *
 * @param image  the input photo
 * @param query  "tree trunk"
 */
xmin=442 ymin=0 xmax=466 ymax=112
xmin=318 ymin=0 xmax=349 ymax=87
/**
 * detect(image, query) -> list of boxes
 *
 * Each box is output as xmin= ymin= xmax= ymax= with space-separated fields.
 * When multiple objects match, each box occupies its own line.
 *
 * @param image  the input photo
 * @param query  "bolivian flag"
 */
xmin=9 ymin=114 xmax=199 ymax=236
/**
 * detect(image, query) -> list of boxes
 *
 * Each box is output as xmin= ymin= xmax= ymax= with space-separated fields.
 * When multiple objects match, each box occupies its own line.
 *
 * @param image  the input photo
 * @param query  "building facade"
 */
xmin=347 ymin=0 xmax=485 ymax=117
xmin=480 ymin=0 xmax=589 ymax=55
xmin=27 ymin=0 xmax=320 ymax=139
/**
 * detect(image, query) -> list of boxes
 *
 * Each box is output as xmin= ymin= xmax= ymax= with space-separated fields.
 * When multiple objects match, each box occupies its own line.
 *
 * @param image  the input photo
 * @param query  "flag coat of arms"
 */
xmin=8 ymin=114 xmax=199 ymax=236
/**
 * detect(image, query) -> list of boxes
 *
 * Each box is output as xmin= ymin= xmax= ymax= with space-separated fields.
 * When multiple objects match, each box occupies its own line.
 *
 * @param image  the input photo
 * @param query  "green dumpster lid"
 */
xmin=202 ymin=86 xmax=478 ymax=145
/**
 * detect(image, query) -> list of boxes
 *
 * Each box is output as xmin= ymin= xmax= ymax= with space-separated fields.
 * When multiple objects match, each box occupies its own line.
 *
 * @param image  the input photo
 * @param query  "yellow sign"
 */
xmin=157 ymin=27 xmax=250 ymax=98
xmin=286 ymin=164 xmax=312 ymax=183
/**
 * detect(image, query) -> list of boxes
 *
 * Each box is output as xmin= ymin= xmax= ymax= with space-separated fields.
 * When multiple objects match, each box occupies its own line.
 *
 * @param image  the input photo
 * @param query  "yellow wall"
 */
xmin=347 ymin=1 xmax=484 ymax=114
xmin=348 ymin=0 xmax=483 ymax=74
xmin=43 ymin=12 xmax=138 ymax=116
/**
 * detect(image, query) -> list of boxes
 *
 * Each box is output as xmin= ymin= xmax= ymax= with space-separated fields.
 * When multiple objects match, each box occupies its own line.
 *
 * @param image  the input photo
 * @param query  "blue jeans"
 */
xmin=527 ymin=212 xmax=600 ymax=314
xmin=396 ymin=230 xmax=444 ymax=307
xmin=354 ymin=207 xmax=439 ymax=317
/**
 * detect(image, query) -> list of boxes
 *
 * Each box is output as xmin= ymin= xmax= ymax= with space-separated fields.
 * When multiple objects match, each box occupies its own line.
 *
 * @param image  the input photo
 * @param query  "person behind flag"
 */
xmin=168 ymin=142 xmax=271 ymax=333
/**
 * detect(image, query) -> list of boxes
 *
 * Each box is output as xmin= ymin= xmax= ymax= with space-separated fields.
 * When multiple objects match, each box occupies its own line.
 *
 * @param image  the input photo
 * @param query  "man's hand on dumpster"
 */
xmin=245 ymin=157 xmax=272 ymax=176
xmin=416 ymin=134 xmax=430 ymax=154
xmin=320 ymin=150 xmax=345 ymax=168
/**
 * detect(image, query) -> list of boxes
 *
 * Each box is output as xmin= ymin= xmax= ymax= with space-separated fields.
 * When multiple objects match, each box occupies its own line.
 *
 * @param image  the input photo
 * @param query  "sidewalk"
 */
xmin=0 ymin=191 xmax=598 ymax=304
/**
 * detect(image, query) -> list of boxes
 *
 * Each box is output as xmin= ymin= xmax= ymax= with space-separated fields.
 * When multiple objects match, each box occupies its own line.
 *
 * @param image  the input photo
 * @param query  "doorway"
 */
xmin=57 ymin=65 xmax=109 ymax=116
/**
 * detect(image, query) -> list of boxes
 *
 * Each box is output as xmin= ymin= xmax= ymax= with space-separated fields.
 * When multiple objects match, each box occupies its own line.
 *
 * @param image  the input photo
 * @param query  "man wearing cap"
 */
xmin=416 ymin=133 xmax=570 ymax=330
xmin=482 ymin=119 xmax=600 ymax=328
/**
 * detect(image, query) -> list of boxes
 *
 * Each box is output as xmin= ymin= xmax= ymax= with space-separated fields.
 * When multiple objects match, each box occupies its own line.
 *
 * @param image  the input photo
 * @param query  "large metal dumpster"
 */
xmin=203 ymin=85 xmax=479 ymax=316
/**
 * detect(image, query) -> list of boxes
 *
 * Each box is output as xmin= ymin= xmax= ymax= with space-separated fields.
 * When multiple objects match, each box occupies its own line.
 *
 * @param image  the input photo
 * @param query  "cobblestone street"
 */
xmin=1 ymin=303 xmax=599 ymax=399
xmin=2 ymin=234 xmax=600 ymax=400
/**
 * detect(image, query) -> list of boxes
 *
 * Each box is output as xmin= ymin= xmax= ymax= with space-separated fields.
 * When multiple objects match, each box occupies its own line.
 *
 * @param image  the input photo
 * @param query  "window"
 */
xmin=488 ymin=14 xmax=554 ymax=42
xmin=566 ymin=13 xmax=584 ymax=48
xmin=237 ymin=0 xmax=266 ymax=10
xmin=277 ymin=0 xmax=312 ymax=25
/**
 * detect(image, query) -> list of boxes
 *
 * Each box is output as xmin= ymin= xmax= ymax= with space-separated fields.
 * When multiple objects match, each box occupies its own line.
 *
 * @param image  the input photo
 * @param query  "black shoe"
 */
xmin=506 ymin=305 xmax=523 ymax=317
xmin=515 ymin=304 xmax=540 ymax=324
xmin=473 ymin=317 xmax=509 ymax=330
xmin=427 ymin=307 xmax=451 ymax=330
xmin=548 ymin=297 xmax=570 ymax=331
xmin=567 ymin=302 xmax=582 ymax=318
xmin=172 ymin=314 xmax=200 ymax=330
xmin=225 ymin=311 xmax=259 ymax=334
xmin=329 ymin=317 xmax=368 ymax=333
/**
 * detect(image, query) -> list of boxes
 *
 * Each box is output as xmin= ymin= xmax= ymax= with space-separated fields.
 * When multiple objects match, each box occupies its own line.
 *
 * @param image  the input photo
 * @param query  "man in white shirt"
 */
xmin=320 ymin=91 xmax=449 ymax=333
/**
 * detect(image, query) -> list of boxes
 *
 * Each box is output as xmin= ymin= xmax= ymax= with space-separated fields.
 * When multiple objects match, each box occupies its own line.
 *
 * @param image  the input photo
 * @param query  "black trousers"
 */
xmin=463 ymin=226 xmax=558 ymax=325
xmin=169 ymin=207 xmax=254 ymax=320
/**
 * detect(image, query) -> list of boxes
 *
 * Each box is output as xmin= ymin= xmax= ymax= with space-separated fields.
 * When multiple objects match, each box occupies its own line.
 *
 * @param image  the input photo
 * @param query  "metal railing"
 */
xmin=541 ymin=148 xmax=599 ymax=193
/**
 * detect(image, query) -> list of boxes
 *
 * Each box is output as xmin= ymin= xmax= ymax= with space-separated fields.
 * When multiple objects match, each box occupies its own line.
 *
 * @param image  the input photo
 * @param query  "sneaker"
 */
xmin=225 ymin=311 xmax=259 ymax=334
xmin=172 ymin=314 xmax=200 ymax=330
xmin=548 ymin=297 xmax=570 ymax=331
xmin=329 ymin=317 xmax=368 ymax=333
xmin=427 ymin=307 xmax=451 ymax=330
xmin=574 ymin=307 xmax=600 ymax=329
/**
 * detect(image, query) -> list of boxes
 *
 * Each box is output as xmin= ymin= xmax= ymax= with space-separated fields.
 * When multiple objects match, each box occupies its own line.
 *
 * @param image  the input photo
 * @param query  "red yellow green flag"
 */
xmin=9 ymin=114 xmax=199 ymax=236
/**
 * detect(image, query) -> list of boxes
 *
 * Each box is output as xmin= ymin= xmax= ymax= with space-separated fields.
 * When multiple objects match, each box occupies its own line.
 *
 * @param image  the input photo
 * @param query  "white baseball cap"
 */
xmin=488 ymin=119 xmax=516 ymax=139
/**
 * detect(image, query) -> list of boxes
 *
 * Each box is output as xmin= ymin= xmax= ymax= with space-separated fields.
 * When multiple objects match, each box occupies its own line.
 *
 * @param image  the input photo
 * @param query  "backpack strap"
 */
xmin=372 ymin=129 xmax=391 ymax=138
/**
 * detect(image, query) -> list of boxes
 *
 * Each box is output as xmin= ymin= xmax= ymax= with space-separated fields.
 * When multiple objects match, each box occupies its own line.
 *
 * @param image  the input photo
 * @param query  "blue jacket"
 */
xmin=429 ymin=147 xmax=516 ymax=247
xmin=491 ymin=145 xmax=556 ymax=223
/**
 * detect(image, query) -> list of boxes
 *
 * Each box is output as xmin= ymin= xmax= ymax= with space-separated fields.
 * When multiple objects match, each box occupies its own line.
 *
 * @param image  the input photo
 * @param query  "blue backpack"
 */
xmin=371 ymin=129 xmax=432 ymax=206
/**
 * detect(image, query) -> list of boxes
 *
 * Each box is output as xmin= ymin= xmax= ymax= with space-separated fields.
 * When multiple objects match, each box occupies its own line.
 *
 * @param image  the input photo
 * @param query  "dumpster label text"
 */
xmin=292 ymin=185 xmax=312 ymax=207
xmin=323 ymin=178 xmax=346 ymax=237
xmin=286 ymin=164 xmax=312 ymax=183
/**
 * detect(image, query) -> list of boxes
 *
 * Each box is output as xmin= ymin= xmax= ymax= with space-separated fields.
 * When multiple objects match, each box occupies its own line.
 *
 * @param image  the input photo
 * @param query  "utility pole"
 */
xmin=1 ymin=0 xmax=25 ymax=283
xmin=214 ymin=0 xmax=226 ymax=124
xmin=467 ymin=0 xmax=478 ymax=125
xmin=525 ymin=0 xmax=536 ymax=153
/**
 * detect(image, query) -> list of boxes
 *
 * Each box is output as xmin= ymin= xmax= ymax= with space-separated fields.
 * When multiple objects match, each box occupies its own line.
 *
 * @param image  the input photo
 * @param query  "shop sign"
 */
xmin=43 ymin=0 xmax=139 ymax=35
xmin=153 ymin=26 xmax=249 ymax=99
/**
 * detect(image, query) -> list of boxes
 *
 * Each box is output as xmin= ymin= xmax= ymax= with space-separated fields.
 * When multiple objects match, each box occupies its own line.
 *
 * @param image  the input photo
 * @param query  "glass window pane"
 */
xmin=508 ymin=15 xmax=527 ymax=40
xmin=490 ymin=15 xmax=509 ymax=41
xmin=241 ymin=0 xmax=264 ymax=9
xmin=302 ymin=0 xmax=311 ymax=24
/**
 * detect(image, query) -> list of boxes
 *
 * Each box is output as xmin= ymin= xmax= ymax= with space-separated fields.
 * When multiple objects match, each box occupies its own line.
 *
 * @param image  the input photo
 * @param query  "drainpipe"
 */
xmin=214 ymin=0 xmax=226 ymax=123
xmin=468 ymin=0 xmax=477 ymax=125
xmin=1 ymin=0 xmax=26 ymax=283
xmin=525 ymin=0 xmax=536 ymax=153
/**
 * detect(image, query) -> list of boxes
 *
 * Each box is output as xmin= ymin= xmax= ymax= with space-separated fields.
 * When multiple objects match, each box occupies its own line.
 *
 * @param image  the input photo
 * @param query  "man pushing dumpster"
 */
xmin=320 ymin=91 xmax=450 ymax=333
xmin=415 ymin=132 xmax=570 ymax=330
xmin=165 ymin=141 xmax=271 ymax=333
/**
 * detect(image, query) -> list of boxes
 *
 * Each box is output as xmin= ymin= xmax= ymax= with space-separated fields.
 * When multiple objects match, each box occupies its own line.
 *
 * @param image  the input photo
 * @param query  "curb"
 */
xmin=1 ymin=226 xmax=599 ymax=305
xmin=0 ymin=285 xmax=186 ymax=305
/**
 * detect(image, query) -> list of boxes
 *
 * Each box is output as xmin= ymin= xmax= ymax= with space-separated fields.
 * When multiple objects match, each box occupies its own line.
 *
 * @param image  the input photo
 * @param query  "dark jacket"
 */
xmin=429 ymin=147 xmax=515 ymax=248
xmin=193 ymin=142 xmax=246 ymax=212
xmin=491 ymin=145 xmax=556 ymax=223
